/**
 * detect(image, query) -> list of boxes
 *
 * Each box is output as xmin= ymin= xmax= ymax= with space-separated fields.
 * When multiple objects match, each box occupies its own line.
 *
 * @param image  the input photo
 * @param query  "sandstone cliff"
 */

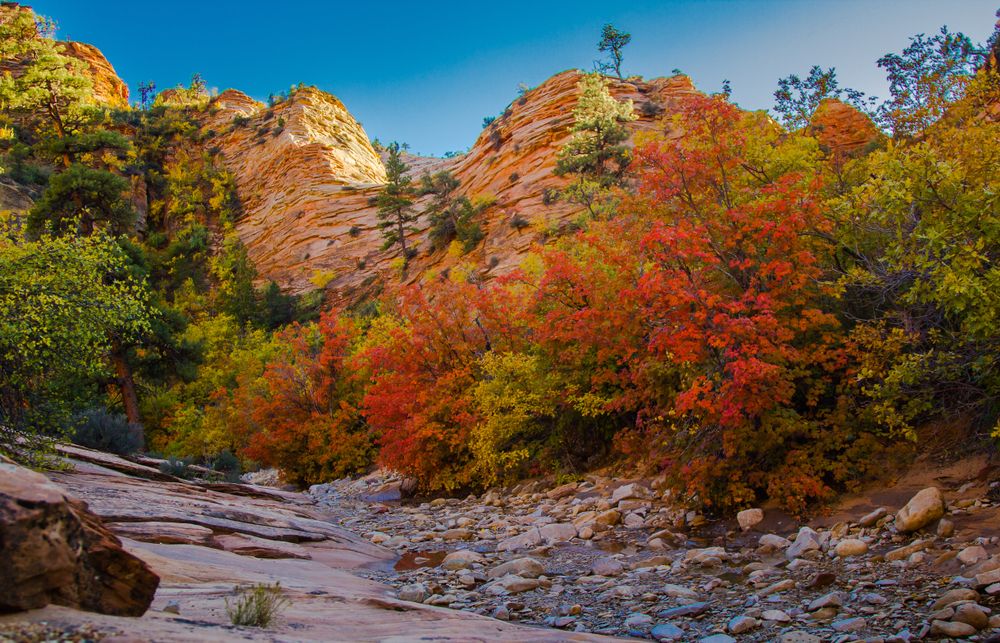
xmin=206 ymin=71 xmax=704 ymax=303
xmin=59 ymin=40 xmax=129 ymax=108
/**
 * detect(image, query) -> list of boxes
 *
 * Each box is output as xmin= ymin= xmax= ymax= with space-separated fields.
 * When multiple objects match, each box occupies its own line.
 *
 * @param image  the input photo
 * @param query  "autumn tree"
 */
xmin=596 ymin=24 xmax=631 ymax=79
xmin=630 ymin=94 xmax=869 ymax=512
xmin=0 ymin=219 xmax=151 ymax=461
xmin=555 ymin=73 xmax=636 ymax=217
xmin=236 ymin=313 xmax=373 ymax=486
xmin=372 ymin=142 xmax=418 ymax=269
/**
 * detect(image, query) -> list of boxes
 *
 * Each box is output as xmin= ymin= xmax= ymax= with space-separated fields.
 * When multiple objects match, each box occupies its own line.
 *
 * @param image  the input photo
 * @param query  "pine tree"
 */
xmin=596 ymin=24 xmax=631 ymax=79
xmin=554 ymin=73 xmax=636 ymax=217
xmin=372 ymin=142 xmax=418 ymax=269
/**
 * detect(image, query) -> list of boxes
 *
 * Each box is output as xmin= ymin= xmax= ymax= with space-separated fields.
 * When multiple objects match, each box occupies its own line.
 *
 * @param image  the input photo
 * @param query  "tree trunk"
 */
xmin=111 ymin=341 xmax=142 ymax=434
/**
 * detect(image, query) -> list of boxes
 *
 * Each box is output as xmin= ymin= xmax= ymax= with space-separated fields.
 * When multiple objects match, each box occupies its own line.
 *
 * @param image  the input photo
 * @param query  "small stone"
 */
xmin=727 ymin=615 xmax=759 ymax=634
xmin=496 ymin=528 xmax=542 ymax=552
xmin=398 ymin=583 xmax=429 ymax=603
xmin=778 ymin=632 xmax=822 ymax=643
xmin=578 ymin=526 xmax=594 ymax=540
xmin=591 ymin=557 xmax=625 ymax=577
xmin=162 ymin=600 xmax=180 ymax=615
xmin=952 ymin=603 xmax=989 ymax=630
xmin=737 ymin=508 xmax=764 ymax=531
xmin=625 ymin=612 xmax=654 ymax=628
xmin=759 ymin=579 xmax=796 ymax=597
xmin=699 ymin=635 xmax=735 ymax=643
xmin=662 ymin=584 xmax=699 ymax=600
xmin=787 ymin=527 xmax=821 ymax=559
xmin=929 ymin=619 xmax=976 ymax=638
xmin=831 ymin=617 xmax=866 ymax=632
xmin=759 ymin=533 xmax=791 ymax=550
xmin=835 ymin=538 xmax=869 ymax=557
xmin=762 ymin=609 xmax=792 ymax=622
xmin=623 ymin=512 xmax=645 ymax=529
xmin=884 ymin=538 xmax=932 ymax=561
xmin=442 ymin=528 xmax=473 ymax=541
xmin=894 ymin=487 xmax=945 ymax=533
xmin=440 ymin=549 xmax=485 ymax=570
xmin=539 ymin=522 xmax=577 ymax=543
xmin=658 ymin=601 xmax=711 ymax=618
xmin=488 ymin=557 xmax=545 ymax=579
xmin=650 ymin=623 xmax=684 ymax=641
xmin=858 ymin=507 xmax=888 ymax=527
xmin=957 ymin=545 xmax=988 ymax=566
xmin=808 ymin=591 xmax=845 ymax=612
xmin=936 ymin=517 xmax=955 ymax=537
xmin=492 ymin=605 xmax=510 ymax=620
xmin=931 ymin=588 xmax=980 ymax=610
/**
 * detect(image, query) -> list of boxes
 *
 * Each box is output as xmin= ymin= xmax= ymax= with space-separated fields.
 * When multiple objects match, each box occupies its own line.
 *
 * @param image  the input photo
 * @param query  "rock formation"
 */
xmin=0 ymin=457 xmax=158 ymax=616
xmin=807 ymin=97 xmax=880 ymax=156
xmin=199 ymin=71 xmax=700 ymax=304
xmin=59 ymin=40 xmax=129 ymax=108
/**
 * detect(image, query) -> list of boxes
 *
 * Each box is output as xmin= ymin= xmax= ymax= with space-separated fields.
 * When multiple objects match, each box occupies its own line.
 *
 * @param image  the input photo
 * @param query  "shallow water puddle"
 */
xmin=393 ymin=549 xmax=447 ymax=571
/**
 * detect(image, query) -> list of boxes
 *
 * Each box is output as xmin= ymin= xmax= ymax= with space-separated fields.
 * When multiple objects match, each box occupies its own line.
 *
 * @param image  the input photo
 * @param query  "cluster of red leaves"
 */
xmin=236 ymin=313 xmax=373 ymax=486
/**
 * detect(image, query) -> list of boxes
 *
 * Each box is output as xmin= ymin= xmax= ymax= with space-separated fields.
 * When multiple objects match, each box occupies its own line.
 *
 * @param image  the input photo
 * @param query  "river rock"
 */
xmin=496 ymin=527 xmax=542 ymax=552
xmin=727 ymin=615 xmax=759 ymax=634
xmin=957 ymin=545 xmax=988 ymax=566
xmin=539 ymin=522 xmax=577 ymax=543
xmin=488 ymin=557 xmax=545 ymax=579
xmin=591 ymin=557 xmax=625 ymax=577
xmin=952 ymin=603 xmax=989 ymax=630
xmin=894 ymin=487 xmax=944 ymax=533
xmin=440 ymin=549 xmax=485 ymax=570
xmin=787 ymin=526 xmax=822 ymax=559
xmin=931 ymin=588 xmax=980 ymax=610
xmin=0 ymin=460 xmax=159 ymax=616
xmin=737 ymin=508 xmax=764 ymax=531
xmin=651 ymin=623 xmax=684 ymax=641
xmin=835 ymin=538 xmax=869 ymax=557
xmin=930 ymin=619 xmax=976 ymax=638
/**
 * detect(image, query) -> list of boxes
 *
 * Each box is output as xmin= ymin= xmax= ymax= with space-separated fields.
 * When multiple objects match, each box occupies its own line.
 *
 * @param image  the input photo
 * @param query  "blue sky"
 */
xmin=36 ymin=0 xmax=998 ymax=156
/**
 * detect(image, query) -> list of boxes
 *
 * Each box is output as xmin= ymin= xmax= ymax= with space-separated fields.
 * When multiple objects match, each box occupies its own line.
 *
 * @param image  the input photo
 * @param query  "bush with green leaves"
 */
xmin=225 ymin=582 xmax=289 ymax=628
xmin=72 ymin=408 xmax=143 ymax=456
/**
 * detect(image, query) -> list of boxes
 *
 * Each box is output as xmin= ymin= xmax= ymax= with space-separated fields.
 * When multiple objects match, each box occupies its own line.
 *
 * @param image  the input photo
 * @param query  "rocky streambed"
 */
xmin=3 ymin=444 xmax=1000 ymax=642
xmin=307 ymin=471 xmax=1000 ymax=642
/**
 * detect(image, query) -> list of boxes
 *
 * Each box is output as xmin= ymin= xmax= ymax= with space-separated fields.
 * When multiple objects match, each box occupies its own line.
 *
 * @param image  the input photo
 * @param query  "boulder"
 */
xmin=737 ymin=508 xmax=763 ymax=531
xmin=894 ymin=487 xmax=944 ymax=533
xmin=0 ymin=460 xmax=159 ymax=616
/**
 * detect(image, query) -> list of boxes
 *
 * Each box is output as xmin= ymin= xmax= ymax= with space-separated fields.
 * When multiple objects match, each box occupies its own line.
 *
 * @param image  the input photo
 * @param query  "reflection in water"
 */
xmin=393 ymin=549 xmax=447 ymax=571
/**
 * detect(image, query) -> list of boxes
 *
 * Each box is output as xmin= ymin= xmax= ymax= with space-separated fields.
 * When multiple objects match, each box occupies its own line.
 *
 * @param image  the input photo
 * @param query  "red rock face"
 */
xmin=206 ymin=71 xmax=703 ymax=304
xmin=0 ymin=458 xmax=159 ymax=616
xmin=808 ymin=98 xmax=881 ymax=156
xmin=59 ymin=41 xmax=130 ymax=108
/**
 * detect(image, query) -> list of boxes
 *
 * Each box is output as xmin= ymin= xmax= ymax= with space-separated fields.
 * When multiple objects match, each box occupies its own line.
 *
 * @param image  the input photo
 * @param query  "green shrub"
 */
xmin=72 ymin=408 xmax=143 ymax=456
xmin=159 ymin=456 xmax=193 ymax=478
xmin=225 ymin=582 xmax=289 ymax=628
xmin=211 ymin=449 xmax=242 ymax=482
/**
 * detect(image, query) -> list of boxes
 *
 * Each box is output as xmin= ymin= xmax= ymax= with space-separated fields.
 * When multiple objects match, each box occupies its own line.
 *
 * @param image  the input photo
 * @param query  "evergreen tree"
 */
xmin=372 ymin=142 xmax=418 ymax=268
xmin=554 ymin=73 xmax=636 ymax=217
xmin=596 ymin=24 xmax=631 ymax=79
xmin=421 ymin=170 xmax=486 ymax=252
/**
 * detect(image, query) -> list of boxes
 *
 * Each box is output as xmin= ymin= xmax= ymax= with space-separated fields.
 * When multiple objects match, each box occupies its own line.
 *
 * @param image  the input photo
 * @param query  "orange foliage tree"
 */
xmin=230 ymin=312 xmax=373 ymax=486
xmin=628 ymin=94 xmax=874 ymax=512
